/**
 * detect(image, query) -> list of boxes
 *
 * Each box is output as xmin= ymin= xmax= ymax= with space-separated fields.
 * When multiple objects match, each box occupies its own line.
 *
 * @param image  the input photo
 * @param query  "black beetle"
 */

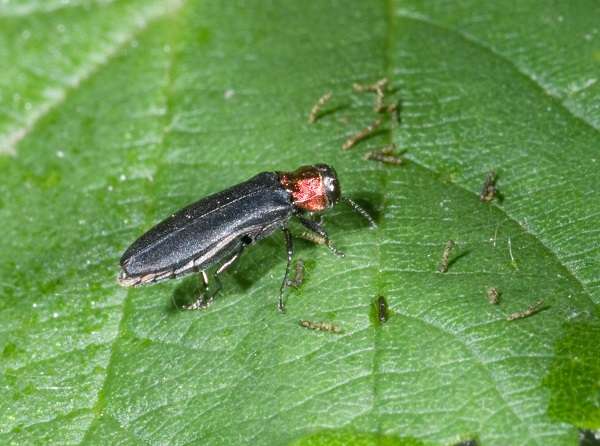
xmin=118 ymin=164 xmax=375 ymax=311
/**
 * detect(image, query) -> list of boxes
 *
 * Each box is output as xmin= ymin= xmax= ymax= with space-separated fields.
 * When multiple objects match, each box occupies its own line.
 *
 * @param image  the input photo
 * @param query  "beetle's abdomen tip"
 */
xmin=117 ymin=269 xmax=140 ymax=287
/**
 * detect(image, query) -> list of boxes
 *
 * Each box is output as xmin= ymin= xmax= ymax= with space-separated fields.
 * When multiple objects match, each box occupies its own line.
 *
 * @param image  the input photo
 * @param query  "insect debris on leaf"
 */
xmin=437 ymin=240 xmax=456 ymax=273
xmin=299 ymin=319 xmax=342 ymax=333
xmin=507 ymin=299 xmax=546 ymax=321
xmin=308 ymin=91 xmax=333 ymax=124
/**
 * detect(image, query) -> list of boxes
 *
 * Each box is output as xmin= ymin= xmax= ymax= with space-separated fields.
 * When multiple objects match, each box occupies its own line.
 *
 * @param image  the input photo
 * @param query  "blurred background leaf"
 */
xmin=0 ymin=1 xmax=599 ymax=445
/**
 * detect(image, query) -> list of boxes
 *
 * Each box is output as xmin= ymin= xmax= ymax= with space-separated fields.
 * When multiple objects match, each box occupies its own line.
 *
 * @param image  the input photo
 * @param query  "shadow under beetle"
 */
xmin=118 ymin=164 xmax=375 ymax=312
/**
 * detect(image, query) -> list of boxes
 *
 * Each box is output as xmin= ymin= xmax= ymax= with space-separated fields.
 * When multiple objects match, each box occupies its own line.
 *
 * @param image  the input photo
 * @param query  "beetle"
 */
xmin=118 ymin=164 xmax=375 ymax=311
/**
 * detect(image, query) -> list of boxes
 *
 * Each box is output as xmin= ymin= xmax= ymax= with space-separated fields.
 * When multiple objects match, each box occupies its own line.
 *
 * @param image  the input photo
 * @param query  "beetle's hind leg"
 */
xmin=181 ymin=247 xmax=245 ymax=310
xmin=278 ymin=228 xmax=294 ymax=313
xmin=181 ymin=270 xmax=211 ymax=310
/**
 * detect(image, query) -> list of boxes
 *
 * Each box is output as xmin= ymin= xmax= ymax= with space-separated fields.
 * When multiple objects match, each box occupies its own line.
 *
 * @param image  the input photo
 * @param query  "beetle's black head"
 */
xmin=314 ymin=164 xmax=341 ymax=207
xmin=278 ymin=164 xmax=341 ymax=212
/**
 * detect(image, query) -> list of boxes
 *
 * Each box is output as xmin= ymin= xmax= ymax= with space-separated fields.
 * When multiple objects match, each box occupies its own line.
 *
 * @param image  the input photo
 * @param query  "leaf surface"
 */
xmin=0 ymin=1 xmax=599 ymax=445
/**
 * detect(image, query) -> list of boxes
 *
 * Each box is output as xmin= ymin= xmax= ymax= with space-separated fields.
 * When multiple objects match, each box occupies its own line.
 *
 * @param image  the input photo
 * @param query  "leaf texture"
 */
xmin=0 ymin=1 xmax=598 ymax=445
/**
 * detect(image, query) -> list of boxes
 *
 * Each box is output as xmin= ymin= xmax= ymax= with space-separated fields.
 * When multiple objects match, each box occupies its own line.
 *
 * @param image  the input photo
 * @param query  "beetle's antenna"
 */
xmin=341 ymin=197 xmax=377 ymax=228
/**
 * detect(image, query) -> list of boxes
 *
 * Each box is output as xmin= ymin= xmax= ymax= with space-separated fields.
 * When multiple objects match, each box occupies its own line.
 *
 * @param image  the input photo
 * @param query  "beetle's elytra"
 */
xmin=118 ymin=164 xmax=375 ymax=311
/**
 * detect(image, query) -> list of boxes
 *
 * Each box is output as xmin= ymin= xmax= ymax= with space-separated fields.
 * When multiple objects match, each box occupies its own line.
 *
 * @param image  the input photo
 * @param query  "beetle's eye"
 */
xmin=321 ymin=168 xmax=340 ymax=206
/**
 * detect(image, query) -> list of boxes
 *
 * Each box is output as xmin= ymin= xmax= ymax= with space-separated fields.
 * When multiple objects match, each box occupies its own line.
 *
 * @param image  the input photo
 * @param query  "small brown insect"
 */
xmin=363 ymin=144 xmax=403 ymax=165
xmin=487 ymin=287 xmax=500 ymax=305
xmin=298 ymin=231 xmax=345 ymax=257
xmin=286 ymin=259 xmax=305 ymax=288
xmin=353 ymin=78 xmax=388 ymax=112
xmin=374 ymin=84 xmax=387 ymax=113
xmin=299 ymin=320 xmax=342 ymax=333
xmin=352 ymin=78 xmax=388 ymax=93
xmin=480 ymin=171 xmax=498 ymax=202
xmin=308 ymin=91 xmax=333 ymax=124
xmin=437 ymin=240 xmax=456 ymax=273
xmin=342 ymin=119 xmax=382 ymax=150
xmin=507 ymin=299 xmax=546 ymax=321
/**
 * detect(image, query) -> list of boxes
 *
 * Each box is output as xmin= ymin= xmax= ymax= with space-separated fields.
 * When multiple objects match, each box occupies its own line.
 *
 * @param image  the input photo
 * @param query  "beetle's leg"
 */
xmin=182 ymin=247 xmax=244 ymax=310
xmin=297 ymin=216 xmax=344 ymax=257
xmin=205 ymin=247 xmax=244 ymax=303
xmin=278 ymin=228 xmax=293 ymax=313
xmin=182 ymin=270 xmax=211 ymax=310
xmin=199 ymin=270 xmax=209 ymax=292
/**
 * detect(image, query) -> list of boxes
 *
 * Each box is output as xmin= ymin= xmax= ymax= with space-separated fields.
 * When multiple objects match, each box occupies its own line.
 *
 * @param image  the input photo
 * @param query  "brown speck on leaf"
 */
xmin=437 ymin=240 xmax=456 ymax=273
xmin=480 ymin=170 xmax=498 ymax=202
xmin=353 ymin=77 xmax=388 ymax=93
xmin=308 ymin=91 xmax=333 ymax=123
xmin=487 ymin=287 xmax=500 ymax=305
xmin=363 ymin=144 xmax=403 ymax=165
xmin=507 ymin=299 xmax=546 ymax=321
xmin=342 ymin=119 xmax=382 ymax=150
xmin=353 ymin=78 xmax=389 ymax=112
xmin=299 ymin=320 xmax=342 ymax=333
xmin=286 ymin=259 xmax=305 ymax=288
xmin=298 ymin=231 xmax=344 ymax=257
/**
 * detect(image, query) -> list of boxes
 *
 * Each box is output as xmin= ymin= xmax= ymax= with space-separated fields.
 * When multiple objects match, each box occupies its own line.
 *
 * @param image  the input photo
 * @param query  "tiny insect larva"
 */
xmin=507 ymin=299 xmax=546 ymax=321
xmin=480 ymin=171 xmax=498 ymax=202
xmin=308 ymin=91 xmax=333 ymax=124
xmin=286 ymin=259 xmax=305 ymax=288
xmin=299 ymin=320 xmax=342 ymax=333
xmin=353 ymin=78 xmax=388 ymax=112
xmin=487 ymin=287 xmax=500 ymax=305
xmin=363 ymin=144 xmax=403 ymax=165
xmin=437 ymin=240 xmax=456 ymax=273
xmin=342 ymin=119 xmax=382 ymax=150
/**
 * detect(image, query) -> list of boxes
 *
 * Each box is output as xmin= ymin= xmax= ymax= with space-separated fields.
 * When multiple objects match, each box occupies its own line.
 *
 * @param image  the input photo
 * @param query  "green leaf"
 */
xmin=1 ymin=1 xmax=599 ymax=445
